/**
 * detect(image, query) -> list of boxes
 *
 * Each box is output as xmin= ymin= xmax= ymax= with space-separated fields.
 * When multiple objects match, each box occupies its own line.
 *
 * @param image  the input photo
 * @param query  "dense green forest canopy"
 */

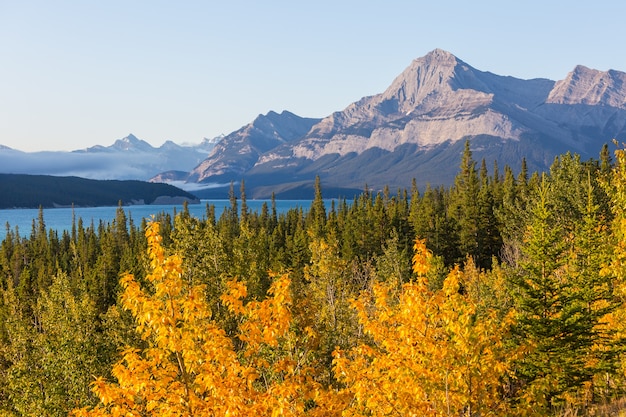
xmin=0 ymin=173 xmax=199 ymax=208
xmin=1 ymin=141 xmax=626 ymax=416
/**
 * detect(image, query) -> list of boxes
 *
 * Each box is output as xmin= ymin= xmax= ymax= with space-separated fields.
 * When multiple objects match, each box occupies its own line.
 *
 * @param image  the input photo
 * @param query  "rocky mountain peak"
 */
xmin=382 ymin=50 xmax=459 ymax=102
xmin=420 ymin=48 xmax=458 ymax=65
xmin=378 ymin=49 xmax=493 ymax=116
xmin=186 ymin=110 xmax=321 ymax=182
xmin=249 ymin=110 xmax=318 ymax=142
xmin=112 ymin=134 xmax=154 ymax=152
xmin=547 ymin=65 xmax=626 ymax=108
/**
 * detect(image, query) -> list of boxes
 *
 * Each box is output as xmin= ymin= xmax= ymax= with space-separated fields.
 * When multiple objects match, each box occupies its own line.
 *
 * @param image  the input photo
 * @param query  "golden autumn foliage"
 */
xmin=9 ymin=146 xmax=626 ymax=417
xmin=600 ymin=145 xmax=626 ymax=385
xmin=73 ymin=222 xmax=518 ymax=417
xmin=332 ymin=240 xmax=515 ymax=416
xmin=412 ymin=238 xmax=432 ymax=277
xmin=72 ymin=221 xmax=341 ymax=417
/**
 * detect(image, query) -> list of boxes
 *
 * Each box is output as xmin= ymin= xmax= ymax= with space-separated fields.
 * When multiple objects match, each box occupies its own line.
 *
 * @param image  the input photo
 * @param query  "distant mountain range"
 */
xmin=0 ymin=134 xmax=219 ymax=181
xmin=3 ymin=49 xmax=626 ymax=199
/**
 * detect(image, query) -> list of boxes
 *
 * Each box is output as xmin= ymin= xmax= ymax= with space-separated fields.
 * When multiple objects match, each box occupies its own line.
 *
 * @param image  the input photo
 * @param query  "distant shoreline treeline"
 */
xmin=0 ymin=173 xmax=199 ymax=209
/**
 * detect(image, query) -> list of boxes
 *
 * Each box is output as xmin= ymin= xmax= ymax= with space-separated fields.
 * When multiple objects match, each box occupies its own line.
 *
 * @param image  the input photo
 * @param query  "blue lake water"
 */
xmin=0 ymin=200 xmax=317 ymax=240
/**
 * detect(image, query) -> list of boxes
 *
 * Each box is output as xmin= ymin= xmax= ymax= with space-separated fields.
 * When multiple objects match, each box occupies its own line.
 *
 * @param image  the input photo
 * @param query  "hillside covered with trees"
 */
xmin=2 ymin=141 xmax=626 ymax=416
xmin=0 ymin=174 xmax=199 ymax=209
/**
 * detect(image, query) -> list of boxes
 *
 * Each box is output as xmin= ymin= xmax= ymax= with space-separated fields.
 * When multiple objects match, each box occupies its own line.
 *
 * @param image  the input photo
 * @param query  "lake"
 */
xmin=0 ymin=199 xmax=317 ymax=240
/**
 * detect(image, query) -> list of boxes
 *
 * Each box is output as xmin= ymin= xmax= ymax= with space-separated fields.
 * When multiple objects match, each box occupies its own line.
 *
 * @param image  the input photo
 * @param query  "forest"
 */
xmin=2 ymin=140 xmax=626 ymax=416
xmin=0 ymin=174 xmax=198 ymax=209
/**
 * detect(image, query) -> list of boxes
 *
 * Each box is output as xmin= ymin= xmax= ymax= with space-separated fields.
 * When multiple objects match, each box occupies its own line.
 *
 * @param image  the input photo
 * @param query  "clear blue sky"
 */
xmin=1 ymin=0 xmax=625 ymax=152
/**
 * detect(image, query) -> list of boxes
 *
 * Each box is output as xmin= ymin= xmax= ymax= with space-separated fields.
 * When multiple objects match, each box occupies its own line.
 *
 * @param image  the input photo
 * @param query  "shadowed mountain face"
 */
xmin=171 ymin=49 xmax=626 ymax=198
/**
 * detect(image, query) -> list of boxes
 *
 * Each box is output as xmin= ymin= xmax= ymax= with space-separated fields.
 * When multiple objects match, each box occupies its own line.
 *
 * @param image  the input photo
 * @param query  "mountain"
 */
xmin=77 ymin=134 xmax=156 ymax=153
xmin=0 ymin=173 xmax=200 ymax=209
xmin=166 ymin=49 xmax=626 ymax=198
xmin=0 ymin=134 xmax=219 ymax=181
xmin=187 ymin=111 xmax=321 ymax=182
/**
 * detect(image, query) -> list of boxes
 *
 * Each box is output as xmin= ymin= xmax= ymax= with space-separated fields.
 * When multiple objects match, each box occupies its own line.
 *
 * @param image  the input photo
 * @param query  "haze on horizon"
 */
xmin=1 ymin=0 xmax=625 ymax=152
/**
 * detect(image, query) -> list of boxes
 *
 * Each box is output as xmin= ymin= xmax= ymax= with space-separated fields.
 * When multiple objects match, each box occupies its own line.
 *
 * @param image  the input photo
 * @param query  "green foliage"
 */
xmin=2 ymin=144 xmax=626 ymax=415
xmin=510 ymin=168 xmax=619 ymax=413
xmin=0 ymin=273 xmax=110 ymax=416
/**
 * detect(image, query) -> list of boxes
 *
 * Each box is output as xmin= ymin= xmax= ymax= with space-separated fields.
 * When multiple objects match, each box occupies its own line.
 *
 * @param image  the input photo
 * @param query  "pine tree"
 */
xmin=308 ymin=175 xmax=327 ymax=238
xmin=476 ymin=159 xmax=502 ymax=269
xmin=510 ymin=172 xmax=614 ymax=412
xmin=450 ymin=140 xmax=480 ymax=262
xmin=240 ymin=179 xmax=249 ymax=225
xmin=600 ymin=142 xmax=612 ymax=174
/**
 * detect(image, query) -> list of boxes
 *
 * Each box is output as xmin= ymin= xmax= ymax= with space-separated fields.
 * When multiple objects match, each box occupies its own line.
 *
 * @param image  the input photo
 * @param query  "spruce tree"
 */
xmin=512 ymin=175 xmax=569 ymax=409
xmin=510 ymin=172 xmax=614 ymax=411
xmin=308 ymin=175 xmax=326 ymax=237
xmin=450 ymin=140 xmax=480 ymax=262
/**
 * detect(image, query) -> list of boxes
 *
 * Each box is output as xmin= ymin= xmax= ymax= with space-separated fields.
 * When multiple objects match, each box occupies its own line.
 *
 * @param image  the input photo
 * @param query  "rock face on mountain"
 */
xmin=547 ymin=65 xmax=626 ymax=106
xmin=187 ymin=111 xmax=321 ymax=182
xmin=170 ymin=49 xmax=626 ymax=198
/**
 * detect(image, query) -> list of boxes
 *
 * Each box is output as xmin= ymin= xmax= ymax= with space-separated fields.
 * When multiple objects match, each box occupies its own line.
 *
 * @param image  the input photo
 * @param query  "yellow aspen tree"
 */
xmin=72 ymin=221 xmax=254 ymax=417
xmin=72 ymin=221 xmax=344 ymax=417
xmin=599 ymin=144 xmax=626 ymax=392
xmin=222 ymin=272 xmax=346 ymax=416
xmin=333 ymin=239 xmax=515 ymax=416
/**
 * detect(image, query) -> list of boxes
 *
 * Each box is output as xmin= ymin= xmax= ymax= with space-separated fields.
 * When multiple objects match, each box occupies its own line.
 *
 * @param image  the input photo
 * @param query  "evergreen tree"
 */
xmin=510 ymin=173 xmax=614 ymax=412
xmin=476 ymin=167 xmax=502 ymax=269
xmin=450 ymin=140 xmax=480 ymax=262
xmin=600 ymin=142 xmax=612 ymax=174
xmin=512 ymin=175 xmax=569 ymax=410
xmin=374 ymin=229 xmax=412 ymax=291
xmin=240 ymin=179 xmax=249 ymax=225
xmin=307 ymin=175 xmax=326 ymax=237
xmin=410 ymin=184 xmax=459 ymax=266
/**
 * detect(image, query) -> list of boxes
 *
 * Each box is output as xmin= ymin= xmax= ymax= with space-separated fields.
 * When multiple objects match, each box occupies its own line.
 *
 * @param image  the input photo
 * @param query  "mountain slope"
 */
xmin=187 ymin=111 xmax=321 ymax=183
xmin=175 ymin=49 xmax=626 ymax=198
